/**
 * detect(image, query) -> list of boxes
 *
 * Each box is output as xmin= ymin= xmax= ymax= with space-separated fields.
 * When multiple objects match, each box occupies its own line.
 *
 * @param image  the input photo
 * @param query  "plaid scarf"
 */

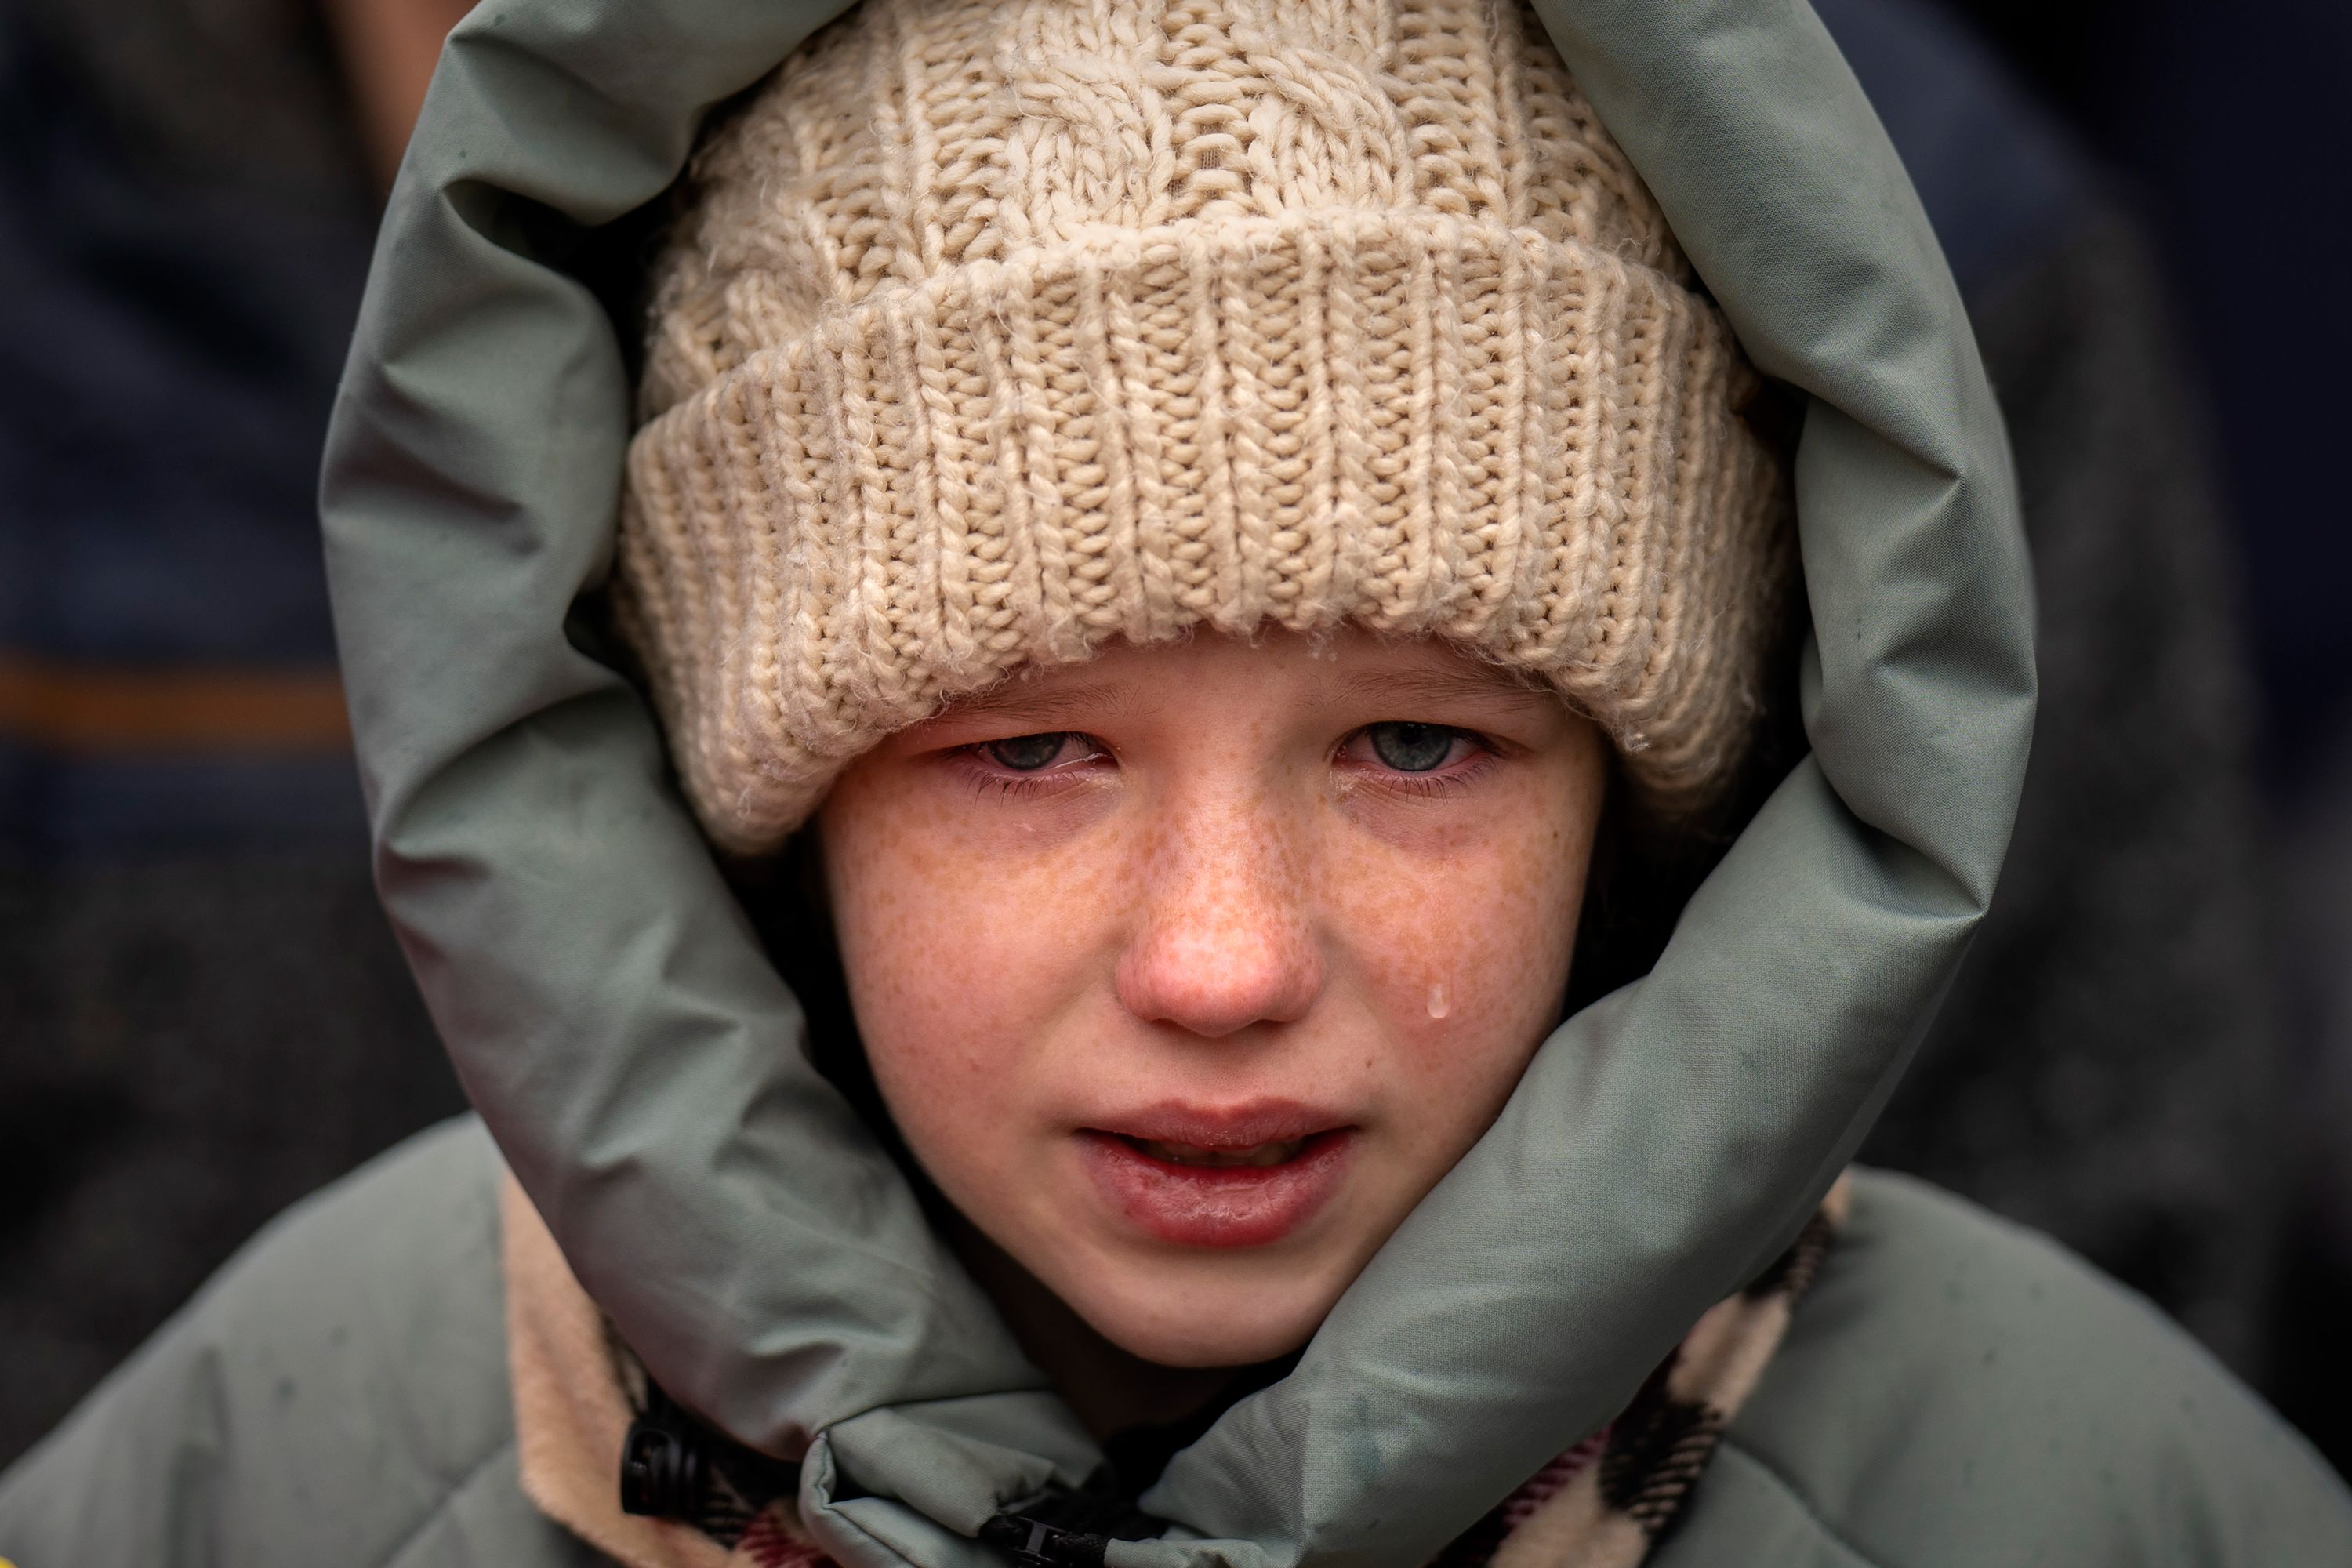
xmin=503 ymin=1176 xmax=1847 ymax=1568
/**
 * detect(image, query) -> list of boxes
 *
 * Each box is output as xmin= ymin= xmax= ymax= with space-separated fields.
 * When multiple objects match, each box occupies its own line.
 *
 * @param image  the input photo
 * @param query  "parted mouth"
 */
xmin=1079 ymin=1122 xmax=1357 ymax=1247
xmin=1122 ymin=1135 xmax=1313 ymax=1168
xmin=1083 ymin=1098 xmax=1352 ymax=1162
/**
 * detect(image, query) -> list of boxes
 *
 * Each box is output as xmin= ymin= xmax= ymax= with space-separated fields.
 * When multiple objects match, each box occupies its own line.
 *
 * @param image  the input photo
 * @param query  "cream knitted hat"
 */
xmin=614 ymin=0 xmax=1791 ymax=855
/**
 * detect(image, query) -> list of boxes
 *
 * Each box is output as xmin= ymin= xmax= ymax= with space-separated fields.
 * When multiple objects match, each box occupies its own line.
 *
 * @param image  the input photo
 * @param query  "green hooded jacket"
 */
xmin=4 ymin=0 xmax=2347 ymax=1564
xmin=3 ymin=1124 xmax=2343 ymax=1566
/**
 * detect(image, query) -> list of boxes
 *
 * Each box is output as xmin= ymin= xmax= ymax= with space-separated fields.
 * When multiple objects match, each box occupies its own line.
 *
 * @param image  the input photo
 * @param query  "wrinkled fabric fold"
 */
xmin=319 ymin=2 xmax=2031 ymax=1567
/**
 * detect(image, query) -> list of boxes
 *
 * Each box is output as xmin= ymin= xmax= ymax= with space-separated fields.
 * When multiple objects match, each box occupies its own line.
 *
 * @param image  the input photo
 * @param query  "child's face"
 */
xmin=818 ymin=630 xmax=1606 ymax=1369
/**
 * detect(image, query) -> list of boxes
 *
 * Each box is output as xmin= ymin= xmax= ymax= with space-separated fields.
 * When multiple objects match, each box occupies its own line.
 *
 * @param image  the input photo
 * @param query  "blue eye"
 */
xmin=1366 ymin=722 xmax=1457 ymax=772
xmin=983 ymin=733 xmax=1073 ymax=771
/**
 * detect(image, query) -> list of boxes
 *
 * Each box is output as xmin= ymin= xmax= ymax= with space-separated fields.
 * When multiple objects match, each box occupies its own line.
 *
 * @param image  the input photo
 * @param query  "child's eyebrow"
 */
xmin=931 ymin=676 xmax=1146 ymax=731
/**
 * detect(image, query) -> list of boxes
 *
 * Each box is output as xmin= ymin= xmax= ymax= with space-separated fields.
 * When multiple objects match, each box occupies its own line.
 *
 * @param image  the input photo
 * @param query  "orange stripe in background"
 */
xmin=0 ymin=655 xmax=353 ymax=753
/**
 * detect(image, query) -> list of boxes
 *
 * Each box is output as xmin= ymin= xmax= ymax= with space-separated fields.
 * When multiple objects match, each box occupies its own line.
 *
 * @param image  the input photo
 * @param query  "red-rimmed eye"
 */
xmin=1363 ymin=722 xmax=1462 ymax=773
xmin=982 ymin=732 xmax=1081 ymax=771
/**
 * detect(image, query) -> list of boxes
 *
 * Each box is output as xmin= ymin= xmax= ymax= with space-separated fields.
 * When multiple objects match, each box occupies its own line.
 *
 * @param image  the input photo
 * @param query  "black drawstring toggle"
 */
xmin=980 ymin=1511 xmax=1113 ymax=1568
xmin=981 ymin=1475 xmax=1167 ymax=1568
xmin=619 ymin=1389 xmax=707 ymax=1517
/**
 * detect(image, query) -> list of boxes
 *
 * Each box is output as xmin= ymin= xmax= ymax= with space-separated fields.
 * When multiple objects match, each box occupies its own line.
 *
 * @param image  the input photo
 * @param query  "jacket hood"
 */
xmin=318 ymin=3 xmax=2033 ymax=1566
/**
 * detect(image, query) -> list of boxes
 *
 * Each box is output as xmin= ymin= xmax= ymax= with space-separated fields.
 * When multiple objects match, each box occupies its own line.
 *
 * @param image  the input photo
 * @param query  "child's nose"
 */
xmin=1113 ymin=801 xmax=1323 ymax=1040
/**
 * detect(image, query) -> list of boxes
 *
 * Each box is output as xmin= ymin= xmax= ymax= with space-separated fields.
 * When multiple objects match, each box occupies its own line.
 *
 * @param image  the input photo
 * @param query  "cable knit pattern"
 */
xmin=616 ymin=0 xmax=1790 ymax=852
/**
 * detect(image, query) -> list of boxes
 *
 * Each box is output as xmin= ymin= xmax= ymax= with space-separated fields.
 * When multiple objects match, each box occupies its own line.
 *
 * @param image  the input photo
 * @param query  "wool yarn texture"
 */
xmin=615 ymin=0 xmax=1793 ymax=854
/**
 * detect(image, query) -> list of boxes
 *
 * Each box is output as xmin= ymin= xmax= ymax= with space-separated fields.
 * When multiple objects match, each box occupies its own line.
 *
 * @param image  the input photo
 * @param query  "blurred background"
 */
xmin=2 ymin=0 xmax=2345 ymax=1475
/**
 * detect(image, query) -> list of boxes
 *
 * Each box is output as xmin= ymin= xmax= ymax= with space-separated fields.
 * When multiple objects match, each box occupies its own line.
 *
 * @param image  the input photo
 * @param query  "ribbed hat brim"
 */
xmin=617 ymin=211 xmax=1788 ymax=853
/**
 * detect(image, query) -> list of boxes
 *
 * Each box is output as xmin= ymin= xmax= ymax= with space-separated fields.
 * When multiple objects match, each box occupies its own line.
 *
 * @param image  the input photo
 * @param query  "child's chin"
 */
xmin=1074 ymin=1270 xmax=1334 ymax=1369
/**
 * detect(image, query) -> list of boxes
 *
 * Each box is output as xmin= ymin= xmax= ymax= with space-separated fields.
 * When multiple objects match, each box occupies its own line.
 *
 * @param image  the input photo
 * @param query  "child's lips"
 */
xmin=1127 ymin=1135 xmax=1311 ymax=1167
xmin=1077 ymin=1128 xmax=1354 ymax=1247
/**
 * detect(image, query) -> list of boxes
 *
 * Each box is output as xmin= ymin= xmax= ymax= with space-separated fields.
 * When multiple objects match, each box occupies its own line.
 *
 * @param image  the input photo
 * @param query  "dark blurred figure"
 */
xmin=1936 ymin=0 xmax=2352 ymax=1467
xmin=0 ymin=0 xmax=462 ymax=1465
xmin=1819 ymin=0 xmax=2287 ymax=1378
xmin=0 ymin=0 xmax=2321 ymax=1476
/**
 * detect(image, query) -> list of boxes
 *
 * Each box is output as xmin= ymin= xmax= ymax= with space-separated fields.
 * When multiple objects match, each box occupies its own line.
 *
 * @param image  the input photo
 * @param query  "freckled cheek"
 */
xmin=826 ymin=808 xmax=1125 ymax=1134
xmin=1334 ymin=807 xmax=1587 ymax=1126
